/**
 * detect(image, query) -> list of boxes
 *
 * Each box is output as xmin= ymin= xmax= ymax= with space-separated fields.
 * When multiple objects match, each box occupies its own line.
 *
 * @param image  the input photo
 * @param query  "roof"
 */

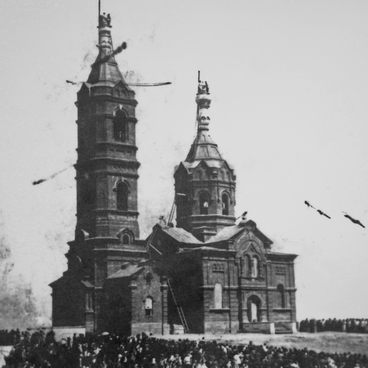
xmin=159 ymin=224 xmax=203 ymax=244
xmin=81 ymin=280 xmax=94 ymax=288
xmin=107 ymin=264 xmax=144 ymax=279
xmin=205 ymin=225 xmax=244 ymax=244
xmin=185 ymin=130 xmax=223 ymax=163
xmin=87 ymin=58 xmax=128 ymax=86
xmin=181 ymin=246 xmax=233 ymax=253
xmin=205 ymin=219 xmax=273 ymax=247
xmin=86 ymin=25 xmax=130 ymax=88
xmin=267 ymin=251 xmax=298 ymax=259
xmin=49 ymin=276 xmax=95 ymax=288
xmin=182 ymin=159 xmax=225 ymax=170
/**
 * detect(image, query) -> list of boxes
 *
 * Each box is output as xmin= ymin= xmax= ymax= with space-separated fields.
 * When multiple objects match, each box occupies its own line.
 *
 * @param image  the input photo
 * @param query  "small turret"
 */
xmin=174 ymin=76 xmax=237 ymax=241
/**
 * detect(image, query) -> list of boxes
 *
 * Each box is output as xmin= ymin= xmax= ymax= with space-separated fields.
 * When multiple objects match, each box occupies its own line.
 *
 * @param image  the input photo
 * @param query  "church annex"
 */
xmin=50 ymin=12 xmax=297 ymax=336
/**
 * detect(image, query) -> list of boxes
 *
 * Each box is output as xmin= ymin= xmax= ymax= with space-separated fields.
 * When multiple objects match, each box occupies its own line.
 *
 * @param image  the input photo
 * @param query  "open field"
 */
xmin=157 ymin=332 xmax=368 ymax=356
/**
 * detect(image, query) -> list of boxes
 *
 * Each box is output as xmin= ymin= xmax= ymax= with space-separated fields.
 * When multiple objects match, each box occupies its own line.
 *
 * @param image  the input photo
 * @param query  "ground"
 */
xmin=156 ymin=332 xmax=368 ymax=356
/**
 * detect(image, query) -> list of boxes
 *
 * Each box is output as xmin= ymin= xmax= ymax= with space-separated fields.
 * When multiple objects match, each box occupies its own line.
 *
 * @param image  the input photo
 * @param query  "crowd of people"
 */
xmin=299 ymin=319 xmax=368 ymax=333
xmin=0 ymin=330 xmax=25 ymax=347
xmin=1 ymin=330 xmax=367 ymax=368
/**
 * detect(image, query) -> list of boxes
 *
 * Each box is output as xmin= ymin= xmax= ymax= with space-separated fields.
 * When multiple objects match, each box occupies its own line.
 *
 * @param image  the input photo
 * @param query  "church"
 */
xmin=50 ymin=11 xmax=297 ymax=336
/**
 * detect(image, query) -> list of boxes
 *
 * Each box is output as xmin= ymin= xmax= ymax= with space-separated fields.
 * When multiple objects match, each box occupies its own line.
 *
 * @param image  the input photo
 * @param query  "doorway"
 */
xmin=247 ymin=295 xmax=261 ymax=323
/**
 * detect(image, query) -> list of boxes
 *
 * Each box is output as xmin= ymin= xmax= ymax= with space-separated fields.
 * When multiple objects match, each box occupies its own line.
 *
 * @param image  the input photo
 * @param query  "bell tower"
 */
xmin=174 ymin=78 xmax=236 ymax=241
xmin=75 ymin=12 xmax=140 ymax=239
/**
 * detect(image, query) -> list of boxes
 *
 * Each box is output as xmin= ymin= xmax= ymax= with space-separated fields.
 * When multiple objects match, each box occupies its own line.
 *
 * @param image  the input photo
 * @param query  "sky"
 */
xmin=0 ymin=0 xmax=368 ymax=326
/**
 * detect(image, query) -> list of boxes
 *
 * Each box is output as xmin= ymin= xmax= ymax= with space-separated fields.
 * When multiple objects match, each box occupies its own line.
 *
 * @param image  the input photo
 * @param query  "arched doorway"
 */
xmin=247 ymin=295 xmax=261 ymax=323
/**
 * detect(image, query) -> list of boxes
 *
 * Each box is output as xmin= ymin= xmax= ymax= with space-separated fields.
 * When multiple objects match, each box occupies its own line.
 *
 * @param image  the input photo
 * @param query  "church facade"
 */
xmin=50 ymin=12 xmax=297 ymax=336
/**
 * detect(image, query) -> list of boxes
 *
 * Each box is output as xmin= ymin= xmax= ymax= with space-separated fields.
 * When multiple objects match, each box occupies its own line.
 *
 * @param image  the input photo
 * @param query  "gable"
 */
xmin=174 ymin=162 xmax=189 ymax=178
xmin=113 ymin=81 xmax=130 ymax=98
xmin=232 ymin=228 xmax=266 ymax=260
xmin=218 ymin=161 xmax=235 ymax=182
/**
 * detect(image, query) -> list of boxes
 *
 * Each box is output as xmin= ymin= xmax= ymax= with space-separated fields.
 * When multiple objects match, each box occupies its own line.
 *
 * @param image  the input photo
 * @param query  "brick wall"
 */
xmin=52 ymin=279 xmax=85 ymax=327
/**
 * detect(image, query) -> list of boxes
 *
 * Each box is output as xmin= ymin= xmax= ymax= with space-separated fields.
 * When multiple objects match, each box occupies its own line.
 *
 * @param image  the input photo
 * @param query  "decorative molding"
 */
xmin=212 ymin=262 xmax=225 ymax=273
xmin=275 ymin=266 xmax=286 ymax=274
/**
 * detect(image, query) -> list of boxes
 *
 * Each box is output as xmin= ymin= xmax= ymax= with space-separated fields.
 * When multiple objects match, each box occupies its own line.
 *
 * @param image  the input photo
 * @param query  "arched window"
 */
xmin=122 ymin=234 xmax=130 ymax=245
xmin=252 ymin=257 xmax=259 ymax=278
xmin=199 ymin=192 xmax=209 ymax=215
xmin=85 ymin=293 xmax=93 ymax=311
xmin=276 ymin=284 xmax=285 ymax=308
xmin=117 ymin=182 xmax=128 ymax=211
xmin=214 ymin=283 xmax=223 ymax=309
xmin=244 ymin=255 xmax=252 ymax=277
xmin=145 ymin=297 xmax=153 ymax=317
xmin=222 ymin=192 xmax=229 ymax=215
xmin=81 ymin=177 xmax=95 ymax=206
xmin=114 ymin=110 xmax=128 ymax=142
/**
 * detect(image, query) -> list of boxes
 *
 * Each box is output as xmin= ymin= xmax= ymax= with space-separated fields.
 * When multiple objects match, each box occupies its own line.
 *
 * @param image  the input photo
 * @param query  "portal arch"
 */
xmin=247 ymin=295 xmax=261 ymax=323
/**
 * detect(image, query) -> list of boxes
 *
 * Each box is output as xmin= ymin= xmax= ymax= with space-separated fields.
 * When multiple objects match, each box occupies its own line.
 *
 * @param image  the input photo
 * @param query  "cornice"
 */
xmin=76 ymin=116 xmax=138 ymax=124
xmin=76 ymin=157 xmax=141 ymax=169
xmin=95 ymin=141 xmax=138 ymax=151
xmin=85 ymin=94 xmax=138 ymax=107
xmin=93 ymin=209 xmax=139 ymax=216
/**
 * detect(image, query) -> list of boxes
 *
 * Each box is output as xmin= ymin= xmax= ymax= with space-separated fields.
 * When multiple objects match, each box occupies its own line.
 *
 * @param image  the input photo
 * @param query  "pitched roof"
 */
xmin=107 ymin=264 xmax=144 ymax=279
xmin=205 ymin=219 xmax=273 ymax=247
xmin=86 ymin=25 xmax=130 ymax=88
xmin=205 ymin=225 xmax=244 ymax=243
xmin=81 ymin=280 xmax=94 ymax=288
xmin=49 ymin=276 xmax=95 ymax=288
xmin=87 ymin=58 xmax=128 ymax=86
xmin=185 ymin=130 xmax=223 ymax=163
xmin=181 ymin=246 xmax=233 ymax=253
xmin=159 ymin=224 xmax=203 ymax=244
xmin=183 ymin=159 xmax=225 ymax=170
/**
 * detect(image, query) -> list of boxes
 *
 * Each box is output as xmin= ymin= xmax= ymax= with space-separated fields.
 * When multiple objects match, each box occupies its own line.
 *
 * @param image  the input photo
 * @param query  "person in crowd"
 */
xmin=1 ymin=328 xmax=367 ymax=368
xmin=298 ymin=318 xmax=368 ymax=334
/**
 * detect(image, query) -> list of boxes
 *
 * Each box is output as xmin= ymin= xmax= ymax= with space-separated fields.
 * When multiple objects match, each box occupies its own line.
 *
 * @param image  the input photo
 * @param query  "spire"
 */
xmin=185 ymin=77 xmax=222 ymax=163
xmin=87 ymin=12 xmax=128 ymax=86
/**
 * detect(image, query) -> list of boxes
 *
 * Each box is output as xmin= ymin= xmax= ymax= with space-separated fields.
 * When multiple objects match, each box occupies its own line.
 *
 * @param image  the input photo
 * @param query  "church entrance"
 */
xmin=247 ymin=295 xmax=261 ymax=323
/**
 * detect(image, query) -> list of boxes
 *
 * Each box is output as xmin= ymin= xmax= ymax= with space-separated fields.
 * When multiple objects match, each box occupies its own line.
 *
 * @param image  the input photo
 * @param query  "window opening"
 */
xmin=244 ymin=255 xmax=252 ymax=277
xmin=222 ymin=193 xmax=229 ymax=215
xmin=114 ymin=110 xmax=128 ymax=142
xmin=122 ymin=234 xmax=130 ymax=245
xmin=145 ymin=297 xmax=153 ymax=317
xmin=117 ymin=182 xmax=128 ymax=211
xmin=252 ymin=257 xmax=259 ymax=278
xmin=199 ymin=192 xmax=209 ymax=215
xmin=277 ymin=284 xmax=285 ymax=308
xmin=214 ymin=283 xmax=223 ymax=309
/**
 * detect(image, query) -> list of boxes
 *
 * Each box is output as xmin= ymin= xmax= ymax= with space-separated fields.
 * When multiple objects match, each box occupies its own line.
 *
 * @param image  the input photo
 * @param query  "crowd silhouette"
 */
xmin=299 ymin=319 xmax=368 ymax=333
xmin=1 ymin=329 xmax=367 ymax=368
xmin=0 ymin=330 xmax=23 ymax=347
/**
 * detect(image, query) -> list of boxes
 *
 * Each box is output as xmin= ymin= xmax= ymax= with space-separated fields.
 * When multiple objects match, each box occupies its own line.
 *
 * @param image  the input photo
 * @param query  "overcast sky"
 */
xmin=0 ymin=0 xmax=368 ymax=324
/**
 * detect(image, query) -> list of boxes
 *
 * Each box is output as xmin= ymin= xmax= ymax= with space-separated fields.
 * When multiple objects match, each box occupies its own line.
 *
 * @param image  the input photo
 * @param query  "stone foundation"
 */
xmin=241 ymin=322 xmax=275 ymax=334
